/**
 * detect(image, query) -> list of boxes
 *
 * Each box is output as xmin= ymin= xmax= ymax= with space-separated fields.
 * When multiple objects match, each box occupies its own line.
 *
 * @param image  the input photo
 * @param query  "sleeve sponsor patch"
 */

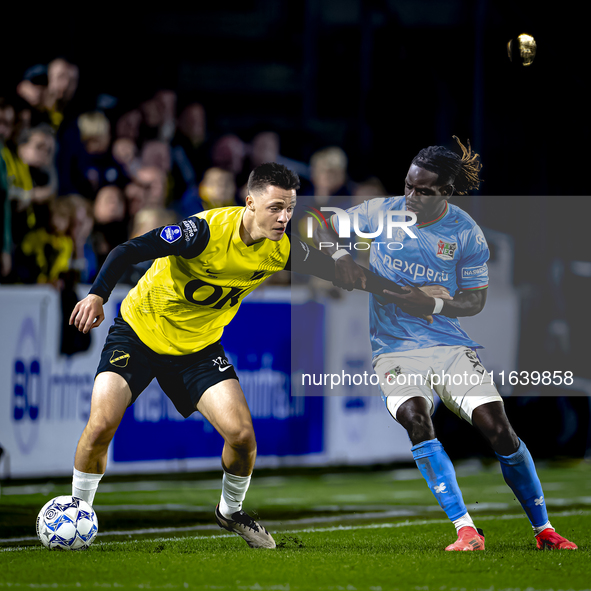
xmin=181 ymin=218 xmax=198 ymax=241
xmin=461 ymin=265 xmax=487 ymax=278
xmin=160 ymin=225 xmax=182 ymax=244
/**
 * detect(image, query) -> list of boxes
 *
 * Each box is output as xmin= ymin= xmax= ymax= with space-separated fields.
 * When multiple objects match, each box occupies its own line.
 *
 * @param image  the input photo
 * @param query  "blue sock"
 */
xmin=496 ymin=439 xmax=548 ymax=528
xmin=411 ymin=438 xmax=467 ymax=522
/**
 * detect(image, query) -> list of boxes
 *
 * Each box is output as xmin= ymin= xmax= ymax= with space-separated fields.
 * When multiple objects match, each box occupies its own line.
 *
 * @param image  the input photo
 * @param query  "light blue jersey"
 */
xmin=335 ymin=196 xmax=489 ymax=357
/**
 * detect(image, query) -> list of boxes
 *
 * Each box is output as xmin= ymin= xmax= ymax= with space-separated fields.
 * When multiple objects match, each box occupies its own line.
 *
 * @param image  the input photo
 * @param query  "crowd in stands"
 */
xmin=0 ymin=58 xmax=388 ymax=289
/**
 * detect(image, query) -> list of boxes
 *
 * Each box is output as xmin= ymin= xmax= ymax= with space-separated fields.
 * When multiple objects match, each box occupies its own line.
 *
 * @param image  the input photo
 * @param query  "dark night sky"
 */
xmin=3 ymin=1 xmax=589 ymax=200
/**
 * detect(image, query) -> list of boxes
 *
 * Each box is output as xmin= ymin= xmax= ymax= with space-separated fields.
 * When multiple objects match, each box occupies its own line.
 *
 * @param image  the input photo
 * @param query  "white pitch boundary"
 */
xmin=1 ymin=509 xmax=589 ymax=552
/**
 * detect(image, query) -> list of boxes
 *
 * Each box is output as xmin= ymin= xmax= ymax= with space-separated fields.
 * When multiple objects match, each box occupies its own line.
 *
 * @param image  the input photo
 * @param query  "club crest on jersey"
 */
xmin=160 ymin=225 xmax=182 ymax=244
xmin=436 ymin=240 xmax=457 ymax=260
xmin=110 ymin=350 xmax=130 ymax=368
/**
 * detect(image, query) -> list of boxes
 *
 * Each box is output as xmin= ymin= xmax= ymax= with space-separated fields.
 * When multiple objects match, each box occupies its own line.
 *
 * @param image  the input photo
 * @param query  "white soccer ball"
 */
xmin=36 ymin=495 xmax=98 ymax=550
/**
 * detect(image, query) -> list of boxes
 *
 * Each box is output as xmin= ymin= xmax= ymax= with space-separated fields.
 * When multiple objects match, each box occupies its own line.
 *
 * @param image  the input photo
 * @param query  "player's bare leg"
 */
xmin=397 ymin=397 xmax=484 ymax=550
xmin=72 ymin=372 xmax=132 ymax=505
xmin=396 ymin=397 xmax=435 ymax=445
xmin=472 ymin=401 xmax=577 ymax=550
xmin=197 ymin=378 xmax=257 ymax=476
xmin=197 ymin=379 xmax=275 ymax=548
xmin=471 ymin=401 xmax=519 ymax=455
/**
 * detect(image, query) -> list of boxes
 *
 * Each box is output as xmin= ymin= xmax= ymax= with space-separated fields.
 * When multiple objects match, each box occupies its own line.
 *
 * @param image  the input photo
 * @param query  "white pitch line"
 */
xmin=2 ymin=509 xmax=589 ymax=551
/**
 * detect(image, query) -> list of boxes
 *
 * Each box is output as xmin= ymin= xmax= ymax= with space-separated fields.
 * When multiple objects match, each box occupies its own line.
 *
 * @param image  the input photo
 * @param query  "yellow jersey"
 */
xmin=118 ymin=207 xmax=289 ymax=355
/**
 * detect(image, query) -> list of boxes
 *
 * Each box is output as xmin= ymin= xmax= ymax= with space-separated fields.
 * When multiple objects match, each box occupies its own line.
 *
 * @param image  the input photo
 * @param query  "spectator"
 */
xmin=112 ymin=137 xmax=141 ymax=177
xmin=139 ymin=96 xmax=162 ymax=141
xmin=1 ymin=100 xmax=36 ymax=252
xmin=135 ymin=166 xmax=168 ymax=208
xmin=46 ymin=58 xmax=80 ymax=130
xmin=68 ymin=194 xmax=97 ymax=283
xmin=16 ymin=195 xmax=75 ymax=284
xmin=15 ymin=65 xmax=52 ymax=130
xmin=130 ymin=207 xmax=176 ymax=240
xmin=171 ymin=102 xmax=210 ymax=197
xmin=92 ymin=185 xmax=128 ymax=271
xmin=123 ymin=177 xmax=148 ymax=218
xmin=94 ymin=185 xmax=126 ymax=226
xmin=61 ymin=111 xmax=127 ymax=198
xmin=140 ymin=140 xmax=174 ymax=203
xmin=249 ymin=131 xmax=310 ymax=182
xmin=211 ymin=134 xmax=245 ymax=177
xmin=172 ymin=166 xmax=238 ymax=219
xmin=1 ymin=99 xmax=33 ymax=208
xmin=141 ymin=139 xmax=171 ymax=174
xmin=293 ymin=146 xmax=354 ymax=251
xmin=17 ymin=124 xmax=58 ymax=205
xmin=352 ymin=176 xmax=389 ymax=202
xmin=0 ymin=98 xmax=15 ymax=144
xmin=154 ymin=89 xmax=177 ymax=143
xmin=115 ymin=109 xmax=142 ymax=142
xmin=199 ymin=167 xmax=238 ymax=210
xmin=307 ymin=146 xmax=353 ymax=205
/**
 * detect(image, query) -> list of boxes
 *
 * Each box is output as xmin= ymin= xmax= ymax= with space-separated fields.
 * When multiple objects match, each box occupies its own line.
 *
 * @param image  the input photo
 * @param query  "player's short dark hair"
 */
xmin=247 ymin=162 xmax=300 ymax=196
xmin=412 ymin=136 xmax=482 ymax=195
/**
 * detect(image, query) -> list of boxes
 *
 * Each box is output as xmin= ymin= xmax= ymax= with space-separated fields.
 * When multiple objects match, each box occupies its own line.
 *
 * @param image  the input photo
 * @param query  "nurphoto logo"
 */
xmin=304 ymin=205 xmax=418 ymax=252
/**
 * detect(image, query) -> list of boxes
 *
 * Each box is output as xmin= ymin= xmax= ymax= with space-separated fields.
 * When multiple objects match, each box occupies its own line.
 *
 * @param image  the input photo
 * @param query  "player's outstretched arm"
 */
xmin=69 ymin=218 xmax=209 ymax=334
xmin=383 ymin=286 xmax=485 ymax=318
xmin=313 ymin=221 xmax=366 ymax=290
xmin=292 ymin=234 xmax=444 ymax=322
xmin=435 ymin=288 xmax=487 ymax=318
xmin=89 ymin=217 xmax=210 ymax=304
xmin=69 ymin=294 xmax=105 ymax=334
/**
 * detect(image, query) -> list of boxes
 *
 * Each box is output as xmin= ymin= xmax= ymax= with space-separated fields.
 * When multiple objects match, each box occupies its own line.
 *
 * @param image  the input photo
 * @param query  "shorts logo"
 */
xmin=212 ymin=356 xmax=232 ymax=372
xmin=462 ymin=265 xmax=487 ymax=278
xmin=436 ymin=240 xmax=457 ymax=260
xmin=384 ymin=365 xmax=402 ymax=380
xmin=160 ymin=225 xmax=182 ymax=244
xmin=110 ymin=350 xmax=130 ymax=368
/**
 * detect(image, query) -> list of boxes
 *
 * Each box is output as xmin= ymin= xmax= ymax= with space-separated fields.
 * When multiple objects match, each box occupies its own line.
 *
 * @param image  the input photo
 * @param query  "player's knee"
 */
xmin=485 ymin=423 xmax=519 ymax=455
xmin=408 ymin=420 xmax=435 ymax=445
xmin=399 ymin=412 xmax=435 ymax=445
xmin=472 ymin=403 xmax=519 ymax=454
xmin=83 ymin=415 xmax=119 ymax=450
xmin=226 ymin=425 xmax=257 ymax=454
xmin=396 ymin=398 xmax=434 ymax=444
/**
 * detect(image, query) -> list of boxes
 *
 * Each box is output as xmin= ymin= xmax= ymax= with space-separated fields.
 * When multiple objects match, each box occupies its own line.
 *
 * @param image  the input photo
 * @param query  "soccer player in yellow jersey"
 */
xmin=69 ymin=163 xmax=307 ymax=547
xmin=70 ymin=162 xmax=406 ymax=548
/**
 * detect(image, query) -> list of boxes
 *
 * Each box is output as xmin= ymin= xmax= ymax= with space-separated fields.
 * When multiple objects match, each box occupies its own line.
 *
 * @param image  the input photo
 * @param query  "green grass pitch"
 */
xmin=1 ymin=462 xmax=590 ymax=590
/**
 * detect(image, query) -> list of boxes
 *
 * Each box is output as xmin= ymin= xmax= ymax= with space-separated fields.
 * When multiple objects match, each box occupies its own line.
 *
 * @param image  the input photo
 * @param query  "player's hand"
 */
xmin=382 ymin=285 xmax=443 ymax=324
xmin=333 ymin=255 xmax=367 ymax=291
xmin=419 ymin=284 xmax=453 ymax=300
xmin=69 ymin=294 xmax=105 ymax=334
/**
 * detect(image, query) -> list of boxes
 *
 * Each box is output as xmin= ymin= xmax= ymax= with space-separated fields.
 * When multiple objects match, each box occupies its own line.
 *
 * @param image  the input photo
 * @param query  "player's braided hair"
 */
xmin=248 ymin=162 xmax=300 ymax=196
xmin=412 ymin=136 xmax=482 ymax=195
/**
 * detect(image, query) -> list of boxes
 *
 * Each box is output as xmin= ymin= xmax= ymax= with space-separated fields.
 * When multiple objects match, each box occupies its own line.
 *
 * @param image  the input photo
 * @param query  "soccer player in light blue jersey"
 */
xmin=315 ymin=137 xmax=577 ymax=551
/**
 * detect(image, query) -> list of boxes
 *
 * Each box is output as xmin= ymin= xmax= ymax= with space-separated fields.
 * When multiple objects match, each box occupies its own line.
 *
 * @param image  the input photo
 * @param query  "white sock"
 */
xmin=219 ymin=471 xmax=251 ymax=518
xmin=72 ymin=468 xmax=104 ymax=506
xmin=452 ymin=512 xmax=476 ymax=534
xmin=533 ymin=521 xmax=553 ymax=536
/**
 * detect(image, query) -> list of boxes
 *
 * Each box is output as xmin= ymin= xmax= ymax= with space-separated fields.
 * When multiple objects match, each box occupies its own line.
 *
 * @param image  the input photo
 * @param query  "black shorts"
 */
xmin=96 ymin=316 xmax=239 ymax=418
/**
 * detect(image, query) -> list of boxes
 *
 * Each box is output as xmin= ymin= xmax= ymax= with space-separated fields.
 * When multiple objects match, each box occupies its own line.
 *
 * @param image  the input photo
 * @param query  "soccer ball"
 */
xmin=36 ymin=495 xmax=98 ymax=550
